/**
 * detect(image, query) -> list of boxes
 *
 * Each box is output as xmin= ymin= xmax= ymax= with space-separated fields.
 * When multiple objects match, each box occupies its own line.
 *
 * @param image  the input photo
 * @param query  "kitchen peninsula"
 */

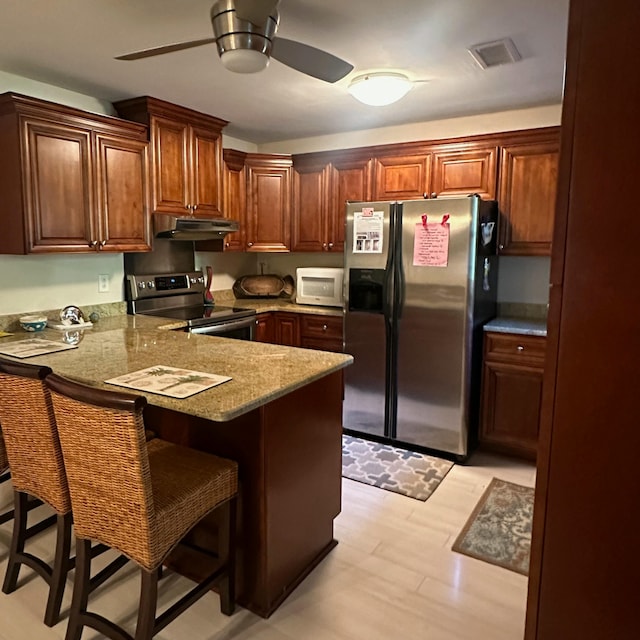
xmin=1 ymin=315 xmax=352 ymax=618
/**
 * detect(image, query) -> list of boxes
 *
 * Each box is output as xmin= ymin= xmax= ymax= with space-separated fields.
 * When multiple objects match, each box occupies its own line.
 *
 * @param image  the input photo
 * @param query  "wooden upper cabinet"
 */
xmin=95 ymin=134 xmax=151 ymax=252
xmin=291 ymin=157 xmax=330 ymax=252
xmin=245 ymin=154 xmax=292 ymax=252
xmin=220 ymin=149 xmax=247 ymax=252
xmin=431 ymin=146 xmax=498 ymax=199
xmin=0 ymin=92 xmax=150 ymax=254
xmin=373 ymin=153 xmax=431 ymax=200
xmin=114 ymin=96 xmax=227 ymax=218
xmin=22 ymin=119 xmax=95 ymax=252
xmin=498 ymin=133 xmax=560 ymax=256
xmin=329 ymin=155 xmax=373 ymax=252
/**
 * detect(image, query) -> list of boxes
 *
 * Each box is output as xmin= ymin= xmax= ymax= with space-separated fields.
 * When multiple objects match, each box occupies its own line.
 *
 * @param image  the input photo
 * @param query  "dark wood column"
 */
xmin=525 ymin=1 xmax=640 ymax=638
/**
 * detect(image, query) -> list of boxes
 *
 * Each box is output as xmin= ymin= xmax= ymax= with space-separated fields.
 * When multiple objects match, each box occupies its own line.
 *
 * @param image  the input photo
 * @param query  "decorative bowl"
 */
xmin=19 ymin=315 xmax=48 ymax=332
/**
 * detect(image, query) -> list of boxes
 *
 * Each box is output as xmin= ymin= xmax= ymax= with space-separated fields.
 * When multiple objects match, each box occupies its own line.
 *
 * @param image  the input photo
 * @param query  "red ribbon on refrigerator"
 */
xmin=421 ymin=214 xmax=428 ymax=227
xmin=441 ymin=214 xmax=450 ymax=226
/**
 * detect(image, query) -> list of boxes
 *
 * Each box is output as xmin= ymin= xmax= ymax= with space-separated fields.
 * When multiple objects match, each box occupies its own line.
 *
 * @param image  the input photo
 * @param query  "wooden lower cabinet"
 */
xmin=299 ymin=314 xmax=343 ymax=353
xmin=273 ymin=312 xmax=300 ymax=346
xmin=479 ymin=331 xmax=546 ymax=460
xmin=254 ymin=311 xmax=343 ymax=353
xmin=253 ymin=312 xmax=275 ymax=343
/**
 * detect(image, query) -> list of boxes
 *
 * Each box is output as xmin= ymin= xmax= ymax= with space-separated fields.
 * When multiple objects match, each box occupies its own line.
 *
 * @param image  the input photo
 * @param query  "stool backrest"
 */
xmin=0 ymin=358 xmax=71 ymax=514
xmin=45 ymin=373 xmax=155 ymax=565
xmin=0 ymin=428 xmax=8 ymax=474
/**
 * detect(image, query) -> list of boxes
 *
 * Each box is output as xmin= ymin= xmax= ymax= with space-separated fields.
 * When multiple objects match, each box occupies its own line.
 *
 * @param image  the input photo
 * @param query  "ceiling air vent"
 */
xmin=468 ymin=38 xmax=522 ymax=69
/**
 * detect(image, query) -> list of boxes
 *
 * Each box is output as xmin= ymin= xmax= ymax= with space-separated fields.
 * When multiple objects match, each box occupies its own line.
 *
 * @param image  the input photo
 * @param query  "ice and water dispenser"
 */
xmin=348 ymin=268 xmax=386 ymax=313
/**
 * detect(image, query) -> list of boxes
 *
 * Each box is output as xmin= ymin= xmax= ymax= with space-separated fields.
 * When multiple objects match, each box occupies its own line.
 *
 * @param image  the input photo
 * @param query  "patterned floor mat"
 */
xmin=452 ymin=477 xmax=534 ymax=575
xmin=341 ymin=434 xmax=454 ymax=501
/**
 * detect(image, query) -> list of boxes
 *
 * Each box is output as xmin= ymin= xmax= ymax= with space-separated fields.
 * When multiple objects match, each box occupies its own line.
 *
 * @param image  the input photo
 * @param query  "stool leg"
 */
xmin=135 ymin=567 xmax=159 ymax=640
xmin=2 ymin=490 xmax=28 ymax=594
xmin=219 ymin=496 xmax=237 ymax=616
xmin=44 ymin=512 xmax=73 ymax=627
xmin=65 ymin=538 xmax=92 ymax=640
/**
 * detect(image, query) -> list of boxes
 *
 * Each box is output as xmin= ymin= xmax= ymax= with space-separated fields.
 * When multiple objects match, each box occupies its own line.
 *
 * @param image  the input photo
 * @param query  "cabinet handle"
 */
xmin=423 ymin=192 xmax=428 ymax=199
xmin=322 ymin=243 xmax=327 ymax=249
xmin=517 ymin=345 xmax=524 ymax=352
xmin=322 ymin=324 xmax=327 ymax=331
xmin=499 ymin=244 xmax=504 ymax=250
xmin=430 ymin=192 xmax=437 ymax=199
xmin=225 ymin=241 xmax=230 ymax=248
xmin=328 ymin=242 xmax=334 ymax=249
xmin=99 ymin=240 xmax=106 ymax=247
xmin=247 ymin=242 xmax=253 ymax=247
xmin=192 ymin=204 xmax=197 ymax=213
xmin=88 ymin=240 xmax=98 ymax=248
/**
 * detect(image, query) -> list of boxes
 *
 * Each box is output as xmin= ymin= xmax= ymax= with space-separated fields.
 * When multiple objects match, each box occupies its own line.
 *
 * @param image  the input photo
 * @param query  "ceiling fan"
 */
xmin=115 ymin=0 xmax=353 ymax=83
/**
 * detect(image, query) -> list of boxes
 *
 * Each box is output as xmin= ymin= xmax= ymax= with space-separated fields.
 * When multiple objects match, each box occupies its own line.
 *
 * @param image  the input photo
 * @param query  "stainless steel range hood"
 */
xmin=154 ymin=214 xmax=239 ymax=240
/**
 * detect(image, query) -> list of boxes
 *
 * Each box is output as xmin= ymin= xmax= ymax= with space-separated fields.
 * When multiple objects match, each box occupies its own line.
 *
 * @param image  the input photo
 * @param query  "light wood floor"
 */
xmin=0 ymin=451 xmax=535 ymax=640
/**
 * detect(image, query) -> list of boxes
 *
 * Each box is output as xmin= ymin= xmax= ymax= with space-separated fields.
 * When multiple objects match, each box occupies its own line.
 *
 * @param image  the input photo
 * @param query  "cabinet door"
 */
xmin=254 ymin=312 xmax=275 ymax=343
xmin=480 ymin=360 xmax=543 ymax=460
xmin=246 ymin=162 xmax=291 ymax=252
xmin=373 ymin=153 xmax=431 ymax=200
xmin=431 ymin=146 xmax=498 ymax=199
xmin=329 ymin=157 xmax=373 ymax=252
xmin=150 ymin=116 xmax=189 ymax=214
xmin=498 ymin=140 xmax=559 ymax=256
xmin=291 ymin=161 xmax=330 ymax=252
xmin=22 ymin=118 xmax=95 ymax=252
xmin=220 ymin=149 xmax=246 ymax=252
xmin=190 ymin=124 xmax=223 ymax=217
xmin=274 ymin=312 xmax=300 ymax=346
xmin=95 ymin=135 xmax=151 ymax=252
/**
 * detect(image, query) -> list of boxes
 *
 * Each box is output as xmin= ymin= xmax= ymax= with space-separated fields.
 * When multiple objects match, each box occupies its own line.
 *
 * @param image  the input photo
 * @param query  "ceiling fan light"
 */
xmin=220 ymin=48 xmax=269 ymax=73
xmin=348 ymin=72 xmax=413 ymax=106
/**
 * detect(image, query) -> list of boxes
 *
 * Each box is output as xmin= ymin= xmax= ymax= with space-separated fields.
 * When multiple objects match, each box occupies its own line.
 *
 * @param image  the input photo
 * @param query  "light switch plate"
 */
xmin=98 ymin=274 xmax=110 ymax=293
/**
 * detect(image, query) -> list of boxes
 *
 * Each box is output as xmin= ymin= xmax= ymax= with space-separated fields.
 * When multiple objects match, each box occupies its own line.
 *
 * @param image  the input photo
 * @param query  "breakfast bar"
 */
xmin=2 ymin=316 xmax=352 ymax=618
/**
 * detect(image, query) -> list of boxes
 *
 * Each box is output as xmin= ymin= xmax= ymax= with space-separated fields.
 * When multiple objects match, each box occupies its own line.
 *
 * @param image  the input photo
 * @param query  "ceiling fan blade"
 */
xmin=115 ymin=37 xmax=217 ymax=61
xmin=271 ymin=37 xmax=354 ymax=83
xmin=234 ymin=0 xmax=280 ymax=26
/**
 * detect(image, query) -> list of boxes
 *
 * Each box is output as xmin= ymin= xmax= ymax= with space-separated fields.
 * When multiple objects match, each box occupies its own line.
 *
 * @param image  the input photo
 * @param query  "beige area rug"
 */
xmin=341 ymin=435 xmax=454 ymax=501
xmin=452 ymin=477 xmax=534 ymax=575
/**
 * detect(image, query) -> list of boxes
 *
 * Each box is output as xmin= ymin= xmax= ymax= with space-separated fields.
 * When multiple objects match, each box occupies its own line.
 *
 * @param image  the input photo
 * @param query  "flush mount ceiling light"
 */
xmin=347 ymin=72 xmax=413 ymax=106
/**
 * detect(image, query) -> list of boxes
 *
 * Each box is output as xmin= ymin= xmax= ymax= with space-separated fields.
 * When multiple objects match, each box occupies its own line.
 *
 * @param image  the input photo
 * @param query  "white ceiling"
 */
xmin=0 ymin=0 xmax=569 ymax=145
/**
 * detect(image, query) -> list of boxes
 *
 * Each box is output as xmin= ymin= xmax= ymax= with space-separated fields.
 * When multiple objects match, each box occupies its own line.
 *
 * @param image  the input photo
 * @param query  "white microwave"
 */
xmin=296 ymin=267 xmax=344 ymax=308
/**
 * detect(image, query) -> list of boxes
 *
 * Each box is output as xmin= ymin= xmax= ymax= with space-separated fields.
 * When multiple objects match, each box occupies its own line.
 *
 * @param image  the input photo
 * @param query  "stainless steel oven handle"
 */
xmin=189 ymin=316 xmax=255 ymax=336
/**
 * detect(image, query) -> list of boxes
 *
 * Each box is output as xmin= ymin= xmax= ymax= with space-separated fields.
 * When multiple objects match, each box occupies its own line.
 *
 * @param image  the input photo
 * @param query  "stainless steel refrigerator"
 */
xmin=343 ymin=195 xmax=498 ymax=460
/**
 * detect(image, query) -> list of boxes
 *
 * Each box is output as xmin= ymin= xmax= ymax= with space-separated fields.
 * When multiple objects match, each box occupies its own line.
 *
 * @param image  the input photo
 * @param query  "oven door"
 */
xmin=189 ymin=316 xmax=255 ymax=340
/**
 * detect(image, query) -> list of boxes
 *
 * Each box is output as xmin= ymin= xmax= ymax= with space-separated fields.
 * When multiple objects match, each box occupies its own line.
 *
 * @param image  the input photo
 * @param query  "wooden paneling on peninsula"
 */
xmin=0 ymin=92 xmax=150 ymax=254
xmin=114 ymin=96 xmax=227 ymax=219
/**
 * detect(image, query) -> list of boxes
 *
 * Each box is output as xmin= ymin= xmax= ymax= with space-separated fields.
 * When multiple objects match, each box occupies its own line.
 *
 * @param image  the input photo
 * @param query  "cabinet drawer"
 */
xmin=300 ymin=314 xmax=343 ymax=340
xmin=484 ymin=332 xmax=546 ymax=363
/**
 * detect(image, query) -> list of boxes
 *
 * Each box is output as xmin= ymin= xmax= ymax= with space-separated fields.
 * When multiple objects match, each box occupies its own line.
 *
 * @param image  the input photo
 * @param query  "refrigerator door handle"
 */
xmin=395 ymin=205 xmax=405 ymax=319
xmin=383 ymin=204 xmax=396 ymax=326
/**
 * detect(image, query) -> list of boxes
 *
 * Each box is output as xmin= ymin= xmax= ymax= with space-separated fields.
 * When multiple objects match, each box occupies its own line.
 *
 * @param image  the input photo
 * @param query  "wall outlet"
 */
xmin=98 ymin=274 xmax=110 ymax=293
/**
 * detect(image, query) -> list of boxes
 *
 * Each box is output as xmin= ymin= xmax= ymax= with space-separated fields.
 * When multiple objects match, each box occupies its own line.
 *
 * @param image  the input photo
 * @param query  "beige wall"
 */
xmin=0 ymin=71 xmax=558 ymax=315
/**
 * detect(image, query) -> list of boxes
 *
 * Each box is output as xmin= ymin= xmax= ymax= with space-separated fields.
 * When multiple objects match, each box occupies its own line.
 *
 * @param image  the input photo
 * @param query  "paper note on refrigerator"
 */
xmin=413 ymin=221 xmax=450 ymax=267
xmin=353 ymin=208 xmax=383 ymax=253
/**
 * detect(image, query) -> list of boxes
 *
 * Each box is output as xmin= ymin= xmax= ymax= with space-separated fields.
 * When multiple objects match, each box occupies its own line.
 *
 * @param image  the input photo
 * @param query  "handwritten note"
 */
xmin=413 ymin=222 xmax=450 ymax=267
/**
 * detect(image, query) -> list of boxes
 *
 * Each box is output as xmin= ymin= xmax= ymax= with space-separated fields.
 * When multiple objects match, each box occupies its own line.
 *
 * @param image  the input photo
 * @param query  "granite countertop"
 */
xmin=0 ymin=315 xmax=352 ymax=422
xmin=484 ymin=317 xmax=548 ymax=337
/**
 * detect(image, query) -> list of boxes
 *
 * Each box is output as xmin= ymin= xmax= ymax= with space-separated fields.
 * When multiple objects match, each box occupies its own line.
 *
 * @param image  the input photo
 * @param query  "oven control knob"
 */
xmin=137 ymin=282 xmax=146 ymax=290
xmin=190 ymin=277 xmax=197 ymax=284
xmin=147 ymin=281 xmax=155 ymax=289
xmin=197 ymin=276 xmax=204 ymax=284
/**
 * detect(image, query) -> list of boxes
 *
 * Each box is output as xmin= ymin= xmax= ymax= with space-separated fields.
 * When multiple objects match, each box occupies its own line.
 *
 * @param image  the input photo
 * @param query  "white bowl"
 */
xmin=19 ymin=315 xmax=48 ymax=332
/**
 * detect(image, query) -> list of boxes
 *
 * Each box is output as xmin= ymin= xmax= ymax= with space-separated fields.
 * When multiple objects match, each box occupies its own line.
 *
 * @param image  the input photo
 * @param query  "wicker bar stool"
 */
xmin=0 ymin=428 xmax=12 ymax=525
xmin=0 ymin=358 xmax=73 ymax=626
xmin=46 ymin=373 xmax=238 ymax=640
